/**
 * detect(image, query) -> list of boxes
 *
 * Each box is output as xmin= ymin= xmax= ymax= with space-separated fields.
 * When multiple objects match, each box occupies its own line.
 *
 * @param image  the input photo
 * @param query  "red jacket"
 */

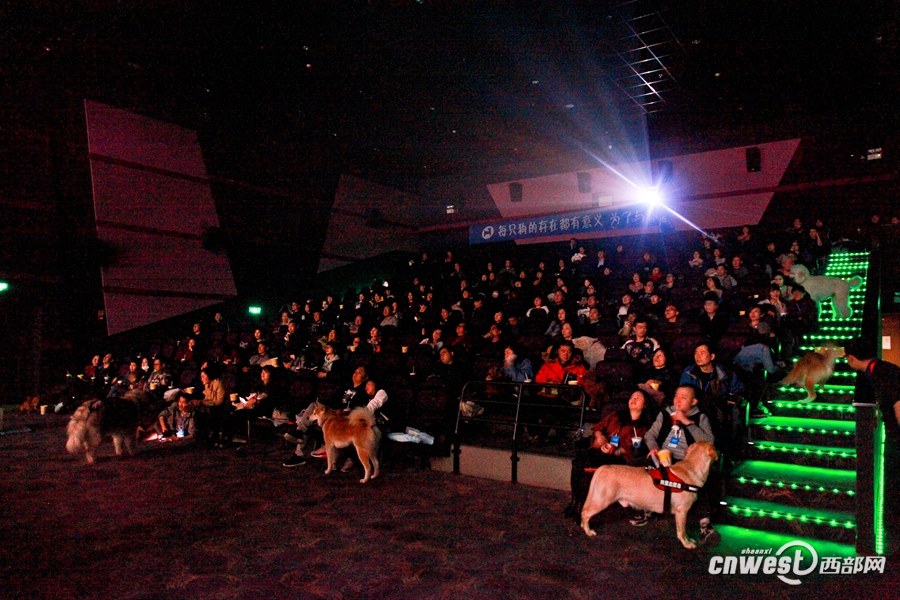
xmin=535 ymin=359 xmax=588 ymax=385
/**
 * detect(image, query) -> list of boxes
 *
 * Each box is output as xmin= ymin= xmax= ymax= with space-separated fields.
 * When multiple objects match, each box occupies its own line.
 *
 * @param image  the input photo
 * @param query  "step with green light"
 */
xmin=775 ymin=383 xmax=855 ymax=395
xmin=714 ymin=525 xmax=858 ymax=558
xmin=750 ymin=416 xmax=855 ymax=438
xmin=731 ymin=460 xmax=856 ymax=497
xmin=771 ymin=400 xmax=855 ymax=417
xmin=749 ymin=440 xmax=856 ymax=460
xmin=723 ymin=496 xmax=855 ymax=530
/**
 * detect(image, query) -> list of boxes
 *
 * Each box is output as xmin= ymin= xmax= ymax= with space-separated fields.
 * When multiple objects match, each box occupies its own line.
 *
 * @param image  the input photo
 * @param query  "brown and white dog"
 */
xmin=782 ymin=345 xmax=843 ymax=402
xmin=65 ymin=396 xmax=142 ymax=464
xmin=309 ymin=402 xmax=381 ymax=483
xmin=581 ymin=441 xmax=718 ymax=549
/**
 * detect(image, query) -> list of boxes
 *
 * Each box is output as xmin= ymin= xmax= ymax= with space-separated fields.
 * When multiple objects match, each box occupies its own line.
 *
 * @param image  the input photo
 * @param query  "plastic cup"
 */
xmin=39 ymin=405 xmax=48 ymax=415
xmin=401 ymin=346 xmax=409 ymax=354
xmin=230 ymin=393 xmax=239 ymax=402
xmin=658 ymin=449 xmax=672 ymax=467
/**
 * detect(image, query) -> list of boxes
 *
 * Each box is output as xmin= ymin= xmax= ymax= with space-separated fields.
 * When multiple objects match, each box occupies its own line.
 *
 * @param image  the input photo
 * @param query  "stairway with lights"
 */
xmin=721 ymin=251 xmax=870 ymax=549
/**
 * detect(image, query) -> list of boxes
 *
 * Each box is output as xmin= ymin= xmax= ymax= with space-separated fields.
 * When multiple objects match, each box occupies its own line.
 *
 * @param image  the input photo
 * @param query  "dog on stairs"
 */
xmin=309 ymin=402 xmax=381 ymax=483
xmin=580 ymin=441 xmax=718 ymax=549
xmin=790 ymin=264 xmax=862 ymax=319
xmin=782 ymin=345 xmax=842 ymax=402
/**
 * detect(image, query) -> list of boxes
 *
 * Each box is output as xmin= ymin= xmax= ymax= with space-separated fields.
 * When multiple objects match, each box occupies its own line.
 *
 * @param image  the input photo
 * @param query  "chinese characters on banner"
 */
xmin=468 ymin=206 xmax=654 ymax=245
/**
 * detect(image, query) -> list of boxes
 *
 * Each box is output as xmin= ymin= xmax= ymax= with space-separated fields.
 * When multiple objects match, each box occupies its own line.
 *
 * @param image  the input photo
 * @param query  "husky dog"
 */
xmin=782 ymin=345 xmax=843 ymax=402
xmin=309 ymin=403 xmax=381 ymax=483
xmin=65 ymin=396 xmax=142 ymax=464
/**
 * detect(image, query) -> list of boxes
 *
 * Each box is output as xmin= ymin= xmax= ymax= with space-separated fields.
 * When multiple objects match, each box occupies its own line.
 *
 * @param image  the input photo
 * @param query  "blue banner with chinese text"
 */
xmin=468 ymin=206 xmax=652 ymax=245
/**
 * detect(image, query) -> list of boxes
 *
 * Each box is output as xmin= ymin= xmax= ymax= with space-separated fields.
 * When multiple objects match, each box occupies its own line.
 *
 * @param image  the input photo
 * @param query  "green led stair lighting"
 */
xmin=724 ymin=497 xmax=856 ymax=530
xmin=732 ymin=461 xmax=856 ymax=496
xmin=715 ymin=525 xmax=857 ymax=558
xmin=771 ymin=401 xmax=855 ymax=415
xmin=751 ymin=441 xmax=856 ymax=460
xmin=750 ymin=416 xmax=856 ymax=438
xmin=727 ymin=249 xmax=870 ymax=552
xmin=776 ymin=383 xmax=855 ymax=394
xmin=874 ymin=422 xmax=886 ymax=555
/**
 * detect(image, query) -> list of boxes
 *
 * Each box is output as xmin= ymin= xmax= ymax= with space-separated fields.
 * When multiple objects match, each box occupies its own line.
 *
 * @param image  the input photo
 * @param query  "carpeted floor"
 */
xmin=1 ymin=410 xmax=895 ymax=599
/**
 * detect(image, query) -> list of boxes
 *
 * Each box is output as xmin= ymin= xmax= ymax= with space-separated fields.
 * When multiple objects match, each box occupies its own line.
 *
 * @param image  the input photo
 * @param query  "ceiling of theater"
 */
xmin=1 ymin=0 xmax=894 ymax=190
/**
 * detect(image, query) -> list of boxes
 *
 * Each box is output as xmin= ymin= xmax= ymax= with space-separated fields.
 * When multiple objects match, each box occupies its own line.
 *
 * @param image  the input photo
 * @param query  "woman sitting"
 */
xmin=565 ymin=389 xmax=655 ymax=518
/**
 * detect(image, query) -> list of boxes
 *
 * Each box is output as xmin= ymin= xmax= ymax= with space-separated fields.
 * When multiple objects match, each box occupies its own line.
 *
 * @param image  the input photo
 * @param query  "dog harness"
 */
xmin=645 ymin=465 xmax=702 ymax=514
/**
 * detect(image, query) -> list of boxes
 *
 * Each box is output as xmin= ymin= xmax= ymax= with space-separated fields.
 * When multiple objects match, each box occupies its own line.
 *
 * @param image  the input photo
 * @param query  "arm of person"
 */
xmin=894 ymin=400 xmax=900 ymax=429
xmin=366 ymin=390 xmax=388 ymax=413
xmin=643 ymin=412 xmax=664 ymax=453
xmin=685 ymin=413 xmax=716 ymax=444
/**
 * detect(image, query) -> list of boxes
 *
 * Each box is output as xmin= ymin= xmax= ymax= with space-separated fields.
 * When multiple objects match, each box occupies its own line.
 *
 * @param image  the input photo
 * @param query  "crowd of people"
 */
xmin=68 ymin=213 xmax=887 ymax=542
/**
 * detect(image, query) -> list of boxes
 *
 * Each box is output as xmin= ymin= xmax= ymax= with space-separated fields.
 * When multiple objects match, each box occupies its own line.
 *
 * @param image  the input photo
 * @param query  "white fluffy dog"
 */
xmin=791 ymin=264 xmax=862 ymax=319
xmin=66 ymin=397 xmax=142 ymax=464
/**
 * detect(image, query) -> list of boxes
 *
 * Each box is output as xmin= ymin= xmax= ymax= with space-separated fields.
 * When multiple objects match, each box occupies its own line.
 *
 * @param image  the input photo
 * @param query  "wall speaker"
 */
xmin=509 ymin=182 xmax=523 ymax=202
xmin=576 ymin=172 xmax=591 ymax=194
xmin=746 ymin=147 xmax=761 ymax=172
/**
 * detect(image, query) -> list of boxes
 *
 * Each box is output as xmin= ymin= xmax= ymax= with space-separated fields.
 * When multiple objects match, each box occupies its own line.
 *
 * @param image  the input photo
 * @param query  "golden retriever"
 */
xmin=309 ymin=403 xmax=380 ymax=483
xmin=581 ymin=441 xmax=718 ymax=549
xmin=782 ymin=345 xmax=842 ymax=402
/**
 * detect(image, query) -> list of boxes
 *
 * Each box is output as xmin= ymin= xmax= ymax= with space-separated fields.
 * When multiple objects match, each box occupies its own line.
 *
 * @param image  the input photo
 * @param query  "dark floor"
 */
xmin=1 ymin=410 xmax=896 ymax=600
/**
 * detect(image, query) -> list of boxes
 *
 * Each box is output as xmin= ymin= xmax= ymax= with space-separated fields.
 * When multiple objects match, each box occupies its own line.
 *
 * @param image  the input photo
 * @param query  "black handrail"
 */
xmin=854 ymin=246 xmax=882 ymax=555
xmin=451 ymin=380 xmax=586 ymax=483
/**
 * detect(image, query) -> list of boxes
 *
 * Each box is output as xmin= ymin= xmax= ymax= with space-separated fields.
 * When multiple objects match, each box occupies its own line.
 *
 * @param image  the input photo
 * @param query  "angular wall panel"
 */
xmin=85 ymin=100 xmax=237 ymax=335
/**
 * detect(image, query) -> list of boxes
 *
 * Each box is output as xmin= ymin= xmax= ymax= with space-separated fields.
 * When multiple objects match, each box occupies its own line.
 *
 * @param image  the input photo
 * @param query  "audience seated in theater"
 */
xmin=639 ymin=348 xmax=679 ymax=404
xmin=157 ymin=391 xmax=197 ymax=439
xmin=732 ymin=307 xmax=781 ymax=377
xmin=315 ymin=342 xmax=343 ymax=382
xmin=621 ymin=317 xmax=660 ymax=367
xmin=678 ymin=343 xmax=743 ymax=453
xmin=566 ymin=388 xmax=655 ymax=518
xmin=535 ymin=340 xmax=588 ymax=386
xmin=195 ymin=365 xmax=228 ymax=447
xmin=697 ymin=293 xmax=730 ymax=350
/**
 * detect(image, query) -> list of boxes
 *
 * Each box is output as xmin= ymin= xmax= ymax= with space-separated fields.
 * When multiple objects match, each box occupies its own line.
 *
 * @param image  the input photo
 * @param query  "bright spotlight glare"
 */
xmin=637 ymin=187 xmax=663 ymax=206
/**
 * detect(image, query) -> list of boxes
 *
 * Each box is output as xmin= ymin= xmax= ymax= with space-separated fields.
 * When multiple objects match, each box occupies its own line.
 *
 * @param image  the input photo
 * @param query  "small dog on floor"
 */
xmin=782 ymin=345 xmax=843 ymax=402
xmin=580 ymin=441 xmax=718 ymax=549
xmin=309 ymin=402 xmax=380 ymax=483
xmin=65 ymin=396 xmax=142 ymax=464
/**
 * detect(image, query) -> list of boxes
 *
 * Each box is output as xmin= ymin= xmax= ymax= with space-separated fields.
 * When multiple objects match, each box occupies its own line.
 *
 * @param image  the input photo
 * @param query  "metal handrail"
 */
xmin=854 ymin=246 xmax=884 ymax=555
xmin=451 ymin=380 xmax=587 ymax=483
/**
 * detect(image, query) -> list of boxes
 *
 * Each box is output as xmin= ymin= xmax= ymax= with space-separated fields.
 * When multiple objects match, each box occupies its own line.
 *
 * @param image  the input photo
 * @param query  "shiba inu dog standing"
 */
xmin=309 ymin=402 xmax=381 ymax=483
